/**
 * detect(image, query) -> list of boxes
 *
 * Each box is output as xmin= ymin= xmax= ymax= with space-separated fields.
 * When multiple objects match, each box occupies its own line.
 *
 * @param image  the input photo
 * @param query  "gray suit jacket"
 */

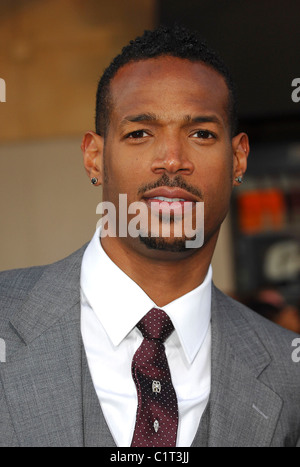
xmin=0 ymin=245 xmax=299 ymax=447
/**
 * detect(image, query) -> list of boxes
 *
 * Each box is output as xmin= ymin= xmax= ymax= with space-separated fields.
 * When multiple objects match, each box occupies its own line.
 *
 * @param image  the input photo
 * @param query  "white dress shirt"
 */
xmin=80 ymin=227 xmax=212 ymax=447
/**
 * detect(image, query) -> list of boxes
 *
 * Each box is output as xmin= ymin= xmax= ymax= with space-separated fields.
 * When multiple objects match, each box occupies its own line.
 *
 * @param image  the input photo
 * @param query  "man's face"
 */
xmin=90 ymin=56 xmax=248 ymax=258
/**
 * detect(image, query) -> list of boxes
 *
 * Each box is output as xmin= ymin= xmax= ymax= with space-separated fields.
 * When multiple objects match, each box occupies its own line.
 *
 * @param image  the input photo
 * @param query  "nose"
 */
xmin=151 ymin=134 xmax=194 ymax=176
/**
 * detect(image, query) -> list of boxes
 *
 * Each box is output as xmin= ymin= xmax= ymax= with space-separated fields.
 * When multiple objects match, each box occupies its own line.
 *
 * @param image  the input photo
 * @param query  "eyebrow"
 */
xmin=120 ymin=113 xmax=157 ymax=127
xmin=183 ymin=114 xmax=222 ymax=126
xmin=120 ymin=112 xmax=223 ymax=128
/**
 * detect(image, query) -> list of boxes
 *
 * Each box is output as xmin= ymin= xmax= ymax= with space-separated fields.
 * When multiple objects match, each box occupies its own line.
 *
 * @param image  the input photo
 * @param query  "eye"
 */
xmin=126 ymin=130 xmax=148 ymax=139
xmin=191 ymin=130 xmax=215 ymax=139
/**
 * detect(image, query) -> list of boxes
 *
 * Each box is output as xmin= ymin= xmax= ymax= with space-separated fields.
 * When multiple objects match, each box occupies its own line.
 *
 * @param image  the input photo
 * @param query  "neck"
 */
xmin=101 ymin=232 xmax=219 ymax=307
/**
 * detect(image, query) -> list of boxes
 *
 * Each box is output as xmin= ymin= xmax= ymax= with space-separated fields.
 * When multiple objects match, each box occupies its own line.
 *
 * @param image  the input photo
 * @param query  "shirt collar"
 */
xmin=81 ymin=227 xmax=212 ymax=364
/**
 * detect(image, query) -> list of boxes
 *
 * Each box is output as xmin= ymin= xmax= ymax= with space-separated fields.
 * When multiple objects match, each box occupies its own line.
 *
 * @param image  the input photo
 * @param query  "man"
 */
xmin=0 ymin=25 xmax=299 ymax=447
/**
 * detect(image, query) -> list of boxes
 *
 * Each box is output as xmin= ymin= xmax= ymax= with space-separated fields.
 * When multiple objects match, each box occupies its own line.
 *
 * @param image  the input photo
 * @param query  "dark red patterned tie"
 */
xmin=131 ymin=308 xmax=179 ymax=447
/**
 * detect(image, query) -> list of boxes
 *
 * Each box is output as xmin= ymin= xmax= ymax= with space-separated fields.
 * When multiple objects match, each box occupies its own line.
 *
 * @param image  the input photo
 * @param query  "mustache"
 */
xmin=137 ymin=173 xmax=203 ymax=199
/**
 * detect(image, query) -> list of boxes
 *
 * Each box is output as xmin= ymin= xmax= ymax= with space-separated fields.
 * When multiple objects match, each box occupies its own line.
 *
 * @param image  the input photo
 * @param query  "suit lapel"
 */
xmin=1 ymin=247 xmax=87 ymax=446
xmin=208 ymin=286 xmax=283 ymax=447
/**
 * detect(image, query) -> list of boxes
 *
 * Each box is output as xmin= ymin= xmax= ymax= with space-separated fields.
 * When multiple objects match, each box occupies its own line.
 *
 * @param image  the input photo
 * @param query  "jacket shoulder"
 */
xmin=0 ymin=266 xmax=45 ymax=300
xmin=0 ymin=244 xmax=88 ymax=324
xmin=213 ymin=286 xmax=300 ymax=382
xmin=215 ymin=286 xmax=299 ymax=340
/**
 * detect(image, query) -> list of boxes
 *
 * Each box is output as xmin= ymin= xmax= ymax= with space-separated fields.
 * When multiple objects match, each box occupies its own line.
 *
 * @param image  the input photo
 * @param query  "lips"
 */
xmin=142 ymin=187 xmax=198 ymax=216
xmin=142 ymin=187 xmax=199 ymax=203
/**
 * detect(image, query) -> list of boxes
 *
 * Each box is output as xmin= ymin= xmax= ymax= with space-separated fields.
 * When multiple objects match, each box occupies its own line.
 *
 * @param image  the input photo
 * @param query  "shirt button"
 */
xmin=153 ymin=420 xmax=159 ymax=433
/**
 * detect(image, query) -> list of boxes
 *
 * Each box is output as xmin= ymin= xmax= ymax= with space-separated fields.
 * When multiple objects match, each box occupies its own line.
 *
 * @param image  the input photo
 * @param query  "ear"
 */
xmin=81 ymin=131 xmax=104 ymax=185
xmin=231 ymin=132 xmax=250 ymax=186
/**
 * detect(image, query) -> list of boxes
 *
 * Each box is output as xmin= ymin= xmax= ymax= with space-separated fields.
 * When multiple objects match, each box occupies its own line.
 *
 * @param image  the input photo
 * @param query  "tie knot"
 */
xmin=137 ymin=308 xmax=174 ymax=342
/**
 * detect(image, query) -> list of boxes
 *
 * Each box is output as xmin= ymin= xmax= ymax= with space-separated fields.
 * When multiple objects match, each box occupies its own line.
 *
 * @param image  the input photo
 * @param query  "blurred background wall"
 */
xmin=0 ymin=0 xmax=157 ymax=269
xmin=1 ymin=0 xmax=300 ymax=308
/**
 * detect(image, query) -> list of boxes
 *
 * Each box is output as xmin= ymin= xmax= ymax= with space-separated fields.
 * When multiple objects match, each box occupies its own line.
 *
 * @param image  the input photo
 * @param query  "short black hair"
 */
xmin=95 ymin=24 xmax=238 ymax=137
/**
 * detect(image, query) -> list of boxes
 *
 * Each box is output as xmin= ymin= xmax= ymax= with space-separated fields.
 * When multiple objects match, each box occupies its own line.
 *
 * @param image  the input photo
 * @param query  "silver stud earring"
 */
xmin=235 ymin=176 xmax=243 ymax=184
xmin=91 ymin=177 xmax=98 ymax=185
